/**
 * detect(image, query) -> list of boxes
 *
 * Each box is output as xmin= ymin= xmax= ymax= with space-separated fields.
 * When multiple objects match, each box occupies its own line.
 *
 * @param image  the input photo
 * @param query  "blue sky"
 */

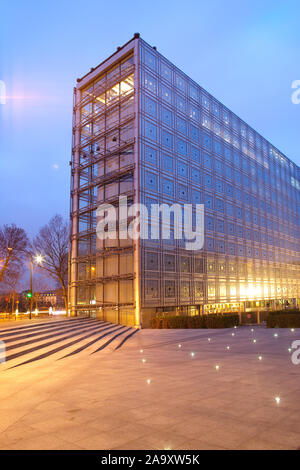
xmin=0 ymin=0 xmax=299 ymax=237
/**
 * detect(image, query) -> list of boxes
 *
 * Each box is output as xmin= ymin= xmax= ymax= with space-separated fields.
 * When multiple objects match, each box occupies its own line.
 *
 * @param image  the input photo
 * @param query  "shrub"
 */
xmin=150 ymin=314 xmax=239 ymax=329
xmin=266 ymin=313 xmax=300 ymax=328
xmin=268 ymin=309 xmax=299 ymax=315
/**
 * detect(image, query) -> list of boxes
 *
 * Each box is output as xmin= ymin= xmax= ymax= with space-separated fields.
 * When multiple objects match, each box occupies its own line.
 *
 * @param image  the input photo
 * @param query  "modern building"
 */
xmin=69 ymin=34 xmax=300 ymax=327
xmin=38 ymin=290 xmax=65 ymax=308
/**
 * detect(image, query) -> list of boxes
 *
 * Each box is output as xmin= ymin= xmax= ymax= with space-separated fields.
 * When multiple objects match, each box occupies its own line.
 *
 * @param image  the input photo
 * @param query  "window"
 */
xmin=191 ymin=168 xmax=200 ymax=183
xmin=202 ymin=115 xmax=210 ymax=129
xmin=180 ymin=257 xmax=191 ymax=272
xmin=146 ymin=252 xmax=159 ymax=270
xmin=178 ymin=161 xmax=188 ymax=177
xmin=217 ymin=220 xmax=225 ymax=233
xmin=162 ymin=107 xmax=173 ymax=126
xmin=213 ymin=102 xmax=220 ymax=117
xmin=144 ymin=146 xmax=157 ymax=166
xmin=202 ymin=95 xmax=210 ymax=110
xmin=145 ymin=280 xmax=158 ymax=299
xmin=181 ymin=282 xmax=190 ymax=299
xmin=203 ymin=153 xmax=212 ymax=169
xmin=176 ymin=95 xmax=186 ymax=112
xmin=144 ymin=73 xmax=157 ymax=94
xmin=189 ymin=85 xmax=198 ymax=101
xmin=189 ymin=105 xmax=198 ymax=120
xmin=165 ymin=280 xmax=175 ymax=297
xmin=176 ymin=74 xmax=185 ymax=92
xmin=206 ymin=238 xmax=215 ymax=251
xmin=206 ymin=216 xmax=214 ymax=231
xmin=215 ymin=160 xmax=223 ymax=175
xmin=161 ymin=63 xmax=172 ymax=82
xmin=228 ymin=222 xmax=234 ymax=235
xmin=190 ymin=125 xmax=199 ymax=142
xmin=144 ymin=50 xmax=157 ymax=71
xmin=192 ymin=189 xmax=202 ymax=205
xmin=162 ymin=178 xmax=174 ymax=196
xmin=204 ymin=174 xmax=213 ymax=188
xmin=145 ymin=96 xmax=157 ymax=118
xmin=162 ymin=153 xmax=173 ymax=172
xmin=145 ymin=121 xmax=157 ymax=141
xmin=145 ymin=171 xmax=158 ymax=191
xmin=216 ymin=199 xmax=224 ymax=213
xmin=216 ymin=179 xmax=223 ymax=193
xmin=162 ymin=130 xmax=173 ymax=148
xmin=191 ymin=147 xmax=200 ymax=162
xmin=214 ymin=140 xmax=222 ymax=155
xmin=161 ymin=84 xmax=172 ymax=103
xmin=195 ymin=281 xmax=204 ymax=299
xmin=164 ymin=254 xmax=175 ymax=271
xmin=178 ymin=184 xmax=188 ymax=200
xmin=177 ymin=117 xmax=187 ymax=134
xmin=205 ymin=195 xmax=214 ymax=209
xmin=202 ymin=133 xmax=212 ymax=150
xmin=177 ymin=139 xmax=187 ymax=156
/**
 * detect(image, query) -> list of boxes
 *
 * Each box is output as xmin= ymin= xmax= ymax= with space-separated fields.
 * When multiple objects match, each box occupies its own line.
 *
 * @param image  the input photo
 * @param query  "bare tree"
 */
xmin=1 ymin=268 xmax=22 ymax=313
xmin=0 ymin=224 xmax=29 ymax=283
xmin=33 ymin=215 xmax=69 ymax=311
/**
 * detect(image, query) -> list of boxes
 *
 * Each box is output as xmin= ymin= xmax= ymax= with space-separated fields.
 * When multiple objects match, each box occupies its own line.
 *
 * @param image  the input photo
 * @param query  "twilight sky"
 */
xmin=0 ymin=0 xmax=299 ymax=238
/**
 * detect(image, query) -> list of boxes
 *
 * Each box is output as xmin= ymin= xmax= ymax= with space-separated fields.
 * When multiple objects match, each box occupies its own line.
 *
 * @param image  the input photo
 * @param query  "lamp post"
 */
xmin=28 ymin=254 xmax=43 ymax=320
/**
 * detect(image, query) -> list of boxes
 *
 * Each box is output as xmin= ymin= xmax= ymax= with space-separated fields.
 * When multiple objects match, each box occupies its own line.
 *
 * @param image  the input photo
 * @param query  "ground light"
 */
xmin=275 ymin=396 xmax=281 ymax=404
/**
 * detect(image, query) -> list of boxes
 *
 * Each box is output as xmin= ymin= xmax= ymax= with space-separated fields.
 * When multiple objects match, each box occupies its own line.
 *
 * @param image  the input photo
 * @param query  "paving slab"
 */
xmin=0 ymin=325 xmax=299 ymax=449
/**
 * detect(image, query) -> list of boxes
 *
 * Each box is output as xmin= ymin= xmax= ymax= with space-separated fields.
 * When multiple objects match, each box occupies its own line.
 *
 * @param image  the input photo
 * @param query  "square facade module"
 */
xmin=69 ymin=34 xmax=300 ymax=327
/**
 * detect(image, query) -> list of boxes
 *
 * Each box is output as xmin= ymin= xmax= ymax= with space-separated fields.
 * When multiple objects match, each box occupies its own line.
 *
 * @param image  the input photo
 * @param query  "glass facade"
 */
xmin=70 ymin=36 xmax=300 ymax=327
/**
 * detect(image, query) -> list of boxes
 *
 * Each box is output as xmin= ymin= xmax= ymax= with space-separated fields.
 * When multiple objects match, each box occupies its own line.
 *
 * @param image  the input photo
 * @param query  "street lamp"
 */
xmin=29 ymin=254 xmax=44 ymax=320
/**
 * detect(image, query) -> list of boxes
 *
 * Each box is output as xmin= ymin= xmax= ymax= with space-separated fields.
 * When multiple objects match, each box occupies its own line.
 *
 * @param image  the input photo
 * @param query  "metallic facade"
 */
xmin=70 ymin=35 xmax=300 ymax=327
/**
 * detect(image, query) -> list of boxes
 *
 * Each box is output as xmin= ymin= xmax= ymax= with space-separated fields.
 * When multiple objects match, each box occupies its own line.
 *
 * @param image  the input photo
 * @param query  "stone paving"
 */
xmin=0 ymin=322 xmax=299 ymax=450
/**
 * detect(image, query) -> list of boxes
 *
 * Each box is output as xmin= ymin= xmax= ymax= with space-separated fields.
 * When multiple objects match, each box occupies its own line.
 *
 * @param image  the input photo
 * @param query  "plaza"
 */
xmin=0 ymin=319 xmax=299 ymax=450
